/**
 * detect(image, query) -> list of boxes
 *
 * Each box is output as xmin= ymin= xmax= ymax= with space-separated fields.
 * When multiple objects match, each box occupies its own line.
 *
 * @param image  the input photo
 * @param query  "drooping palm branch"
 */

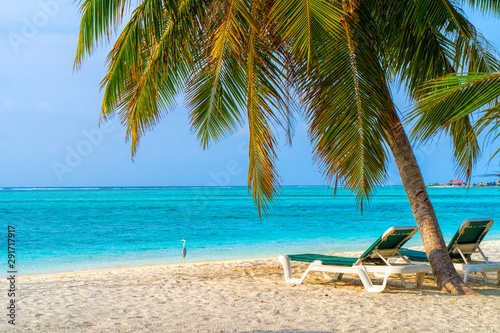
xmin=412 ymin=72 xmax=500 ymax=170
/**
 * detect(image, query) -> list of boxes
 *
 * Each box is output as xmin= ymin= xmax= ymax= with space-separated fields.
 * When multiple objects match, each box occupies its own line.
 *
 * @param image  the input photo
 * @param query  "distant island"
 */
xmin=427 ymin=179 xmax=500 ymax=187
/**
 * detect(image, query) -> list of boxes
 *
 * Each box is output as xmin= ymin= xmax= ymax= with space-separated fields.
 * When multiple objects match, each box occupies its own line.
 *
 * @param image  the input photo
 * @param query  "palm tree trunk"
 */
xmin=385 ymin=108 xmax=475 ymax=295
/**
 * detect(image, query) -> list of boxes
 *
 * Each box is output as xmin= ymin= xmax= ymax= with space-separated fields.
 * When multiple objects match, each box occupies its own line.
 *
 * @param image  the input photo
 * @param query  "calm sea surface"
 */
xmin=1 ymin=186 xmax=499 ymax=274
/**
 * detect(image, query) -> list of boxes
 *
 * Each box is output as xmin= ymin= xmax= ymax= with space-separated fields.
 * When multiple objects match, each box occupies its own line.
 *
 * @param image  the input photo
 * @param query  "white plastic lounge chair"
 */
xmin=400 ymin=218 xmax=500 ymax=284
xmin=278 ymin=226 xmax=432 ymax=293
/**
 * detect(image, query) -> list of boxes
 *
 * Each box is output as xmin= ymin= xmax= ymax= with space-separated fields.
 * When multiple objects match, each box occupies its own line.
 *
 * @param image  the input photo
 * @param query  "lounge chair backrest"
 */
xmin=447 ymin=218 xmax=493 ymax=261
xmin=358 ymin=226 xmax=418 ymax=263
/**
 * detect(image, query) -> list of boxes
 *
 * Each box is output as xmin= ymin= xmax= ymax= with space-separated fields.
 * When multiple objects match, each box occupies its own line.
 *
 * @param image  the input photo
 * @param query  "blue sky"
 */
xmin=0 ymin=1 xmax=499 ymax=188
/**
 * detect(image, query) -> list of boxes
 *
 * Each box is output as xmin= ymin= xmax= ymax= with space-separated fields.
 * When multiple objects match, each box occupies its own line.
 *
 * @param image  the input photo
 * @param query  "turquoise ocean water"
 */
xmin=1 ymin=186 xmax=499 ymax=274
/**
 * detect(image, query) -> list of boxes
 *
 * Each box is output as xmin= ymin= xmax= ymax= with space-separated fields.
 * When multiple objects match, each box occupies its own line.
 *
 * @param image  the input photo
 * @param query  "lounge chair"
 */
xmin=400 ymin=218 xmax=500 ymax=284
xmin=278 ymin=226 xmax=432 ymax=293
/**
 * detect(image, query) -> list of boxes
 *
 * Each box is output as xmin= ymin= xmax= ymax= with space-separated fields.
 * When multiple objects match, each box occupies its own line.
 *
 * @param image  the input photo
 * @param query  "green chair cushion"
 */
xmin=399 ymin=248 xmax=428 ymax=262
xmin=287 ymin=254 xmax=359 ymax=266
xmin=359 ymin=228 xmax=417 ymax=261
xmin=447 ymin=219 xmax=493 ymax=261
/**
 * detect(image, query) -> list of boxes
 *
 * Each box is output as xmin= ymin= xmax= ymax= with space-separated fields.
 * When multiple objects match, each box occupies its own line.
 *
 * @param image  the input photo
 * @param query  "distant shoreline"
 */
xmin=427 ymin=185 xmax=500 ymax=188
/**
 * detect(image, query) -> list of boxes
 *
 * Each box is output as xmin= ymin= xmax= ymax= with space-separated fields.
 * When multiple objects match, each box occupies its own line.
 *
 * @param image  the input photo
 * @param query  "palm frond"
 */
xmin=244 ymin=1 xmax=286 ymax=215
xmin=185 ymin=0 xmax=247 ymax=149
xmin=99 ymin=0 xmax=203 ymax=155
xmin=412 ymin=73 xmax=500 ymax=139
xmin=474 ymin=106 xmax=500 ymax=160
xmin=411 ymin=73 xmax=500 ymax=179
xmin=381 ymin=0 xmax=499 ymax=98
xmin=448 ymin=116 xmax=481 ymax=181
xmin=75 ymin=0 xmax=133 ymax=68
xmin=461 ymin=0 xmax=500 ymax=16
xmin=271 ymin=0 xmax=344 ymax=70
xmin=304 ymin=4 xmax=390 ymax=207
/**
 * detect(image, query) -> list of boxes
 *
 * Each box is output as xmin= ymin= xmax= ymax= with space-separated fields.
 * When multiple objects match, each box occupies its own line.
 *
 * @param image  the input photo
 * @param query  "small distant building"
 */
xmin=497 ymin=179 xmax=500 ymax=186
xmin=445 ymin=179 xmax=466 ymax=187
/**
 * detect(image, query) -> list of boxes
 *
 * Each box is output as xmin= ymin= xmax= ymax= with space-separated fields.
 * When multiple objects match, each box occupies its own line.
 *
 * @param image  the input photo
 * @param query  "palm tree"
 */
xmin=74 ymin=0 xmax=500 ymax=294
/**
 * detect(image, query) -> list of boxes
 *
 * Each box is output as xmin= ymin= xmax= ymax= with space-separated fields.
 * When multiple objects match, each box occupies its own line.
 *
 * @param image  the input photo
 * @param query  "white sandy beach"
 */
xmin=3 ymin=240 xmax=500 ymax=332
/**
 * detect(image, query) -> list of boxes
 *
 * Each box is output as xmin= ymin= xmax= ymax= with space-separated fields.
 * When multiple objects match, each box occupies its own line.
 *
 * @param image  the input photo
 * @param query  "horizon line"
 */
xmin=0 ymin=185 xmax=407 ymax=189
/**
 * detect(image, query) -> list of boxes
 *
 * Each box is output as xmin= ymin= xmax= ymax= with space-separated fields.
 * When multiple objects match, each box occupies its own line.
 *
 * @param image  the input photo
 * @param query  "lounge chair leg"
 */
xmin=463 ymin=269 xmax=493 ymax=284
xmin=397 ymin=273 xmax=418 ymax=289
xmin=397 ymin=274 xmax=406 ymax=286
xmin=403 ymin=273 xmax=426 ymax=289
xmin=354 ymin=268 xmax=387 ymax=293
xmin=479 ymin=271 xmax=500 ymax=285
xmin=278 ymin=255 xmax=308 ymax=284
xmin=322 ymin=272 xmax=343 ymax=283
xmin=416 ymin=272 xmax=425 ymax=287
xmin=463 ymin=267 xmax=473 ymax=283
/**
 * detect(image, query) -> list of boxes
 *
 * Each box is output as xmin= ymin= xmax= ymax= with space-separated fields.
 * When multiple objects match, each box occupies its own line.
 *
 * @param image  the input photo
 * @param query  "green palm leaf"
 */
xmin=185 ymin=0 xmax=247 ymax=149
xmin=461 ymin=0 xmax=500 ymax=16
xmin=412 ymin=72 xmax=500 ymax=178
xmin=303 ymin=3 xmax=391 ymax=206
xmin=75 ymin=0 xmax=132 ymax=68
xmin=271 ymin=0 xmax=344 ymax=70
xmin=92 ymin=0 xmax=203 ymax=155
xmin=379 ymin=0 xmax=498 ymax=98
xmin=412 ymin=73 xmax=500 ymax=134
xmin=244 ymin=1 xmax=285 ymax=214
